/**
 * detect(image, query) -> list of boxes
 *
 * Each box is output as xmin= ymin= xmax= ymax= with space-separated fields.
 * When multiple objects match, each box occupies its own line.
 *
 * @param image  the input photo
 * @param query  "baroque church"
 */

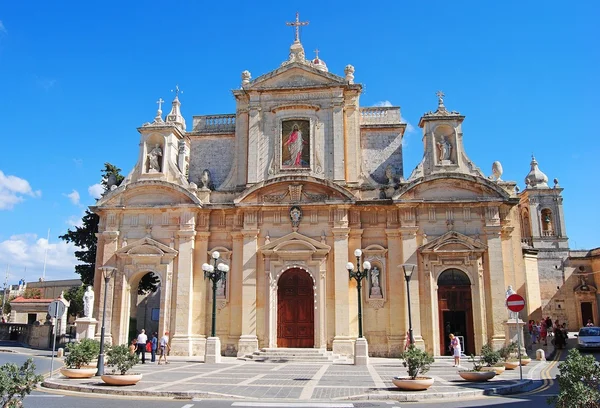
xmin=91 ymin=16 xmax=598 ymax=359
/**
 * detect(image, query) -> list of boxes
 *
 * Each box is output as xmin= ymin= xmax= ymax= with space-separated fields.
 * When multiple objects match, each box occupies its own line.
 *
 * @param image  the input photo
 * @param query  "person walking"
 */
xmin=449 ymin=333 xmax=461 ymax=367
xmin=151 ymin=332 xmax=158 ymax=362
xmin=540 ymin=320 xmax=548 ymax=346
xmin=157 ymin=331 xmax=170 ymax=365
xmin=136 ymin=329 xmax=148 ymax=364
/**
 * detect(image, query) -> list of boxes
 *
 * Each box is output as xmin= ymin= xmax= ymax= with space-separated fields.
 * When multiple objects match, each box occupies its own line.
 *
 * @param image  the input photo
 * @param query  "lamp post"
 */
xmin=347 ymin=249 xmax=371 ymax=339
xmin=202 ymin=251 xmax=229 ymax=338
xmin=401 ymin=263 xmax=416 ymax=346
xmin=96 ymin=266 xmax=116 ymax=376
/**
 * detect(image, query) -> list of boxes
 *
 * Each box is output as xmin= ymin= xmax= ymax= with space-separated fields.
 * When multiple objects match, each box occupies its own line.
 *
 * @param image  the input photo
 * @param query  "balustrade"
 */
xmin=193 ymin=114 xmax=236 ymax=132
xmin=360 ymin=107 xmax=401 ymax=125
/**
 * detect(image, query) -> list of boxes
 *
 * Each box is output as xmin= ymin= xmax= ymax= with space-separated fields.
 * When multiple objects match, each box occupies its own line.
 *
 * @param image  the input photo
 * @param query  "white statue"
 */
xmin=506 ymin=285 xmax=516 ymax=298
xmin=437 ymin=136 xmax=452 ymax=163
xmin=371 ymin=267 xmax=380 ymax=288
xmin=199 ymin=169 xmax=214 ymax=190
xmin=492 ymin=161 xmax=503 ymax=181
xmin=147 ymin=144 xmax=163 ymax=172
xmin=83 ymin=286 xmax=95 ymax=318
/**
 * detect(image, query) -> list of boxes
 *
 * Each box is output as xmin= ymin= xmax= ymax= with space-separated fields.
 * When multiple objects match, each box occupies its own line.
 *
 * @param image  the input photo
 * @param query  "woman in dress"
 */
xmin=449 ymin=333 xmax=461 ymax=367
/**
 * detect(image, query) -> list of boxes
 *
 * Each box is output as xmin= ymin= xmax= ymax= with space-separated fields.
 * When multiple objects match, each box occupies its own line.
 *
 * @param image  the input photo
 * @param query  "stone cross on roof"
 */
xmin=436 ymin=90 xmax=445 ymax=105
xmin=286 ymin=12 xmax=309 ymax=43
xmin=171 ymin=84 xmax=183 ymax=98
xmin=156 ymin=98 xmax=164 ymax=111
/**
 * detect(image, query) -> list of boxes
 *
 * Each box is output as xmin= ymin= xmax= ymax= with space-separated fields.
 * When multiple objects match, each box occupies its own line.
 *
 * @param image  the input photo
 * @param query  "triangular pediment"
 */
xmin=260 ymin=232 xmax=331 ymax=255
xmin=247 ymin=63 xmax=346 ymax=90
xmin=116 ymin=237 xmax=178 ymax=258
xmin=419 ymin=231 xmax=487 ymax=254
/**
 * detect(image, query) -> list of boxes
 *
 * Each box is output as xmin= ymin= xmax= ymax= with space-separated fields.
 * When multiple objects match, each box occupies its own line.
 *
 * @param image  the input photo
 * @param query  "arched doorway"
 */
xmin=128 ymin=272 xmax=161 ymax=343
xmin=277 ymin=268 xmax=314 ymax=348
xmin=438 ymin=268 xmax=475 ymax=355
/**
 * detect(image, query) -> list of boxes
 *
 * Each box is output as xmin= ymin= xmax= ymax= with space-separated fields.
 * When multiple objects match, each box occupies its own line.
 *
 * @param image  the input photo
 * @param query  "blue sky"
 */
xmin=0 ymin=1 xmax=598 ymax=283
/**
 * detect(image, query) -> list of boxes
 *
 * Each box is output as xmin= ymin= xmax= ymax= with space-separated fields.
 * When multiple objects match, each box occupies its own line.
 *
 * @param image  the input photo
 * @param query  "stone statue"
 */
xmin=437 ymin=136 xmax=452 ymax=163
xmin=385 ymin=165 xmax=395 ymax=185
xmin=83 ymin=286 xmax=94 ymax=318
xmin=371 ymin=267 xmax=380 ymax=288
xmin=491 ymin=161 xmax=503 ymax=181
xmin=147 ymin=144 xmax=163 ymax=172
xmin=199 ymin=169 xmax=214 ymax=190
xmin=506 ymin=285 xmax=516 ymax=299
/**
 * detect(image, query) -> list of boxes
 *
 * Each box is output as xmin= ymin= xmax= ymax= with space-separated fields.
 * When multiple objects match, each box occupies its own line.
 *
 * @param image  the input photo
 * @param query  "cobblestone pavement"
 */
xmin=42 ymin=354 xmax=552 ymax=402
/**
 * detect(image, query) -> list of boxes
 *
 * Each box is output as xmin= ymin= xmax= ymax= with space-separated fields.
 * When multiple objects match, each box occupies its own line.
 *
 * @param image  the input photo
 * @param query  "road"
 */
xmin=0 ymin=345 xmax=597 ymax=408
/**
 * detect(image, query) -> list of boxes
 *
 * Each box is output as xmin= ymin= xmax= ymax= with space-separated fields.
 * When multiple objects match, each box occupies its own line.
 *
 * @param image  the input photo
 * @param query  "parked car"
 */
xmin=576 ymin=327 xmax=600 ymax=350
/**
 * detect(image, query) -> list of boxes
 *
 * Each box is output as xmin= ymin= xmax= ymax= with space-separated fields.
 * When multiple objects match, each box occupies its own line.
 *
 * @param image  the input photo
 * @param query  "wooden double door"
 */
xmin=438 ymin=286 xmax=475 ymax=355
xmin=277 ymin=268 xmax=314 ymax=348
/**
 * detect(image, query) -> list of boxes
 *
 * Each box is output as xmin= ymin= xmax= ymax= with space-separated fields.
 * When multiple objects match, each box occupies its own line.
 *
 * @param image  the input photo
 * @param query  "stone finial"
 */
xmin=165 ymin=85 xmax=186 ymax=130
xmin=491 ymin=161 xmax=503 ymax=181
xmin=241 ymin=70 xmax=251 ymax=86
xmin=345 ymin=65 xmax=355 ymax=84
xmin=553 ymin=178 xmax=560 ymax=188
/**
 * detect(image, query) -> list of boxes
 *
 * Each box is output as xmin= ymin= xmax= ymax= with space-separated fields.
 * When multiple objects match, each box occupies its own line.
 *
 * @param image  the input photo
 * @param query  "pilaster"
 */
xmin=385 ymin=229 xmax=403 ymax=355
xmin=237 ymin=229 xmax=259 ymax=356
xmin=170 ymin=230 xmax=196 ymax=355
xmin=246 ymin=103 xmax=261 ymax=184
xmin=484 ymin=225 xmax=508 ymax=349
xmin=332 ymin=101 xmax=345 ymax=182
xmin=95 ymin=231 xmax=118 ymax=344
xmin=400 ymin=227 xmax=424 ymax=348
xmin=192 ymin=232 xmax=210 ymax=355
xmin=332 ymin=227 xmax=353 ymax=356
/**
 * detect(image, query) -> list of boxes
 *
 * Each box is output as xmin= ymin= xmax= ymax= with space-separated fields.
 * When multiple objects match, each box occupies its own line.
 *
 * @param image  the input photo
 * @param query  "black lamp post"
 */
xmin=401 ymin=263 xmax=416 ymax=345
xmin=96 ymin=266 xmax=116 ymax=376
xmin=347 ymin=249 xmax=371 ymax=339
xmin=202 ymin=251 xmax=229 ymax=338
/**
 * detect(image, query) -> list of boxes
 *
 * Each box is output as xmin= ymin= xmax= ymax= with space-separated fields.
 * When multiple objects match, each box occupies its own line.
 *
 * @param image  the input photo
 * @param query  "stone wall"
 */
xmin=360 ymin=129 xmax=403 ymax=183
xmin=189 ymin=135 xmax=235 ymax=189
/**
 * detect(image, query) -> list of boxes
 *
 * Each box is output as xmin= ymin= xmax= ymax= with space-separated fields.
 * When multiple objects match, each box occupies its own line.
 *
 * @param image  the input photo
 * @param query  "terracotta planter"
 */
xmin=60 ymin=367 xmax=97 ymax=379
xmin=458 ymin=370 xmax=496 ymax=382
xmin=520 ymin=358 xmax=531 ymax=366
xmin=100 ymin=374 xmax=143 ymax=386
xmin=503 ymin=361 xmax=520 ymax=370
xmin=480 ymin=365 xmax=506 ymax=375
xmin=392 ymin=376 xmax=434 ymax=391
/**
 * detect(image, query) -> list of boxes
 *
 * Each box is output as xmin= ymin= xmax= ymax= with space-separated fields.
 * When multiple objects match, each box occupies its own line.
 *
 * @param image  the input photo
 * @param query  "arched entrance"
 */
xmin=277 ymin=268 xmax=314 ymax=348
xmin=438 ymin=268 xmax=475 ymax=355
xmin=128 ymin=272 xmax=161 ymax=343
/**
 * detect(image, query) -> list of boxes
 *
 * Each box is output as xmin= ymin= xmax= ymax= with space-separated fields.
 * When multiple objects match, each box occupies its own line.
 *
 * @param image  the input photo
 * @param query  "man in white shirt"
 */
xmin=157 ymin=331 xmax=170 ymax=365
xmin=136 ymin=329 xmax=148 ymax=364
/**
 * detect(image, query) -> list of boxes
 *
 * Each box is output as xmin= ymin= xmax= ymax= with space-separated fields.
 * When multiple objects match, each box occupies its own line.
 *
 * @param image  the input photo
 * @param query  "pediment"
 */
xmin=395 ymin=175 xmax=511 ymax=202
xmin=247 ymin=64 xmax=346 ymax=90
xmin=235 ymin=177 xmax=355 ymax=204
xmin=260 ymin=232 xmax=331 ymax=256
xmin=116 ymin=237 xmax=178 ymax=259
xmin=97 ymin=181 xmax=201 ymax=208
xmin=420 ymin=231 xmax=487 ymax=254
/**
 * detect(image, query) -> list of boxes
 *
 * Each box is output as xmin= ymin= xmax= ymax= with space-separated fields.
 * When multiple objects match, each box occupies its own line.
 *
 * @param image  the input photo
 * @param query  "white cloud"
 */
xmin=0 ymin=234 xmax=78 ymax=282
xmin=0 ymin=21 xmax=6 ymax=34
xmin=0 ymin=170 xmax=41 ymax=210
xmin=66 ymin=211 xmax=85 ymax=228
xmin=65 ymin=190 xmax=80 ymax=205
xmin=374 ymin=100 xmax=393 ymax=107
xmin=88 ymin=184 xmax=103 ymax=199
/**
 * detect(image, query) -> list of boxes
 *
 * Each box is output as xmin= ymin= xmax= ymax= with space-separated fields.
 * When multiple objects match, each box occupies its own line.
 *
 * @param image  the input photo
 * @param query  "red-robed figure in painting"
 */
xmin=284 ymin=124 xmax=307 ymax=167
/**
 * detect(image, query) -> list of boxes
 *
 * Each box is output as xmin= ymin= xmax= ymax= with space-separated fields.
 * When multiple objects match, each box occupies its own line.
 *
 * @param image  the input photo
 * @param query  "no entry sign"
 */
xmin=506 ymin=294 xmax=525 ymax=312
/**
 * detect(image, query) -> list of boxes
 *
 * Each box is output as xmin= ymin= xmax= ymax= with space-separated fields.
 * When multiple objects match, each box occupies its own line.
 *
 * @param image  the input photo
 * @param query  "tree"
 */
xmin=59 ymin=163 xmax=158 ymax=294
xmin=548 ymin=348 xmax=600 ymax=408
xmin=64 ymin=285 xmax=85 ymax=317
xmin=0 ymin=358 xmax=44 ymax=408
xmin=22 ymin=288 xmax=42 ymax=299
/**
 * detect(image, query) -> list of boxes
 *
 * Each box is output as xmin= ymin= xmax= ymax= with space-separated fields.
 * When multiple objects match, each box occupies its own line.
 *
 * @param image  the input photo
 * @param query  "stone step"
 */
xmin=242 ymin=348 xmax=351 ymax=364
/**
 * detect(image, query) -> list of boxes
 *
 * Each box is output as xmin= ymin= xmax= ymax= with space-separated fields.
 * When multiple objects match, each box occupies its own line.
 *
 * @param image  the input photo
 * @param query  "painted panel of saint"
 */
xmin=282 ymin=120 xmax=310 ymax=168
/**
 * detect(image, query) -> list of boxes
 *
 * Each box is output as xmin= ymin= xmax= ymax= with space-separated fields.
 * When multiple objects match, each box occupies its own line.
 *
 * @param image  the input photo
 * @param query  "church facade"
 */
xmin=91 ymin=23 xmax=598 ymax=358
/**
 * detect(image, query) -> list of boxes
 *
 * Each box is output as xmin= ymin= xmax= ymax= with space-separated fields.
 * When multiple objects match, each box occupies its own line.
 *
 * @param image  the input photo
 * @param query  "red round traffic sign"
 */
xmin=506 ymin=294 xmax=525 ymax=312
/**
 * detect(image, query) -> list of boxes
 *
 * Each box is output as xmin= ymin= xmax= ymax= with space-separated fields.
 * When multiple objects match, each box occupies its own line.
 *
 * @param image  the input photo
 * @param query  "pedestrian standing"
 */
xmin=151 ymin=332 xmax=158 ymax=362
xmin=540 ymin=320 xmax=548 ymax=346
xmin=136 ymin=329 xmax=148 ymax=364
xmin=449 ymin=333 xmax=461 ymax=367
xmin=158 ymin=331 xmax=170 ymax=365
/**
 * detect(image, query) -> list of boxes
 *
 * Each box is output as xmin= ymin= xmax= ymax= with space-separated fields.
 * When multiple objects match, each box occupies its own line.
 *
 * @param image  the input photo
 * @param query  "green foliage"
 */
xmin=1 ymin=294 xmax=14 ymax=316
xmin=65 ymin=339 xmax=101 ymax=369
xmin=480 ymin=343 xmax=502 ymax=367
xmin=0 ymin=358 xmax=44 ymax=408
xmin=498 ymin=341 xmax=518 ymax=361
xmin=106 ymin=344 xmax=139 ymax=375
xmin=22 ymin=288 xmax=42 ymax=299
xmin=399 ymin=345 xmax=435 ymax=379
xmin=468 ymin=354 xmax=484 ymax=371
xmin=63 ymin=286 xmax=85 ymax=317
xmin=101 ymin=163 xmax=125 ymax=191
xmin=548 ymin=348 xmax=600 ymax=408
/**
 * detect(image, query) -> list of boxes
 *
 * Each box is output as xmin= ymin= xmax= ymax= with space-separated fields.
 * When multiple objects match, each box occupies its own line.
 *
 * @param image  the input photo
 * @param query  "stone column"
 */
xmin=484 ymin=224 xmax=508 ymax=350
xmin=385 ymin=229 xmax=403 ymax=355
xmin=332 ymin=101 xmax=345 ymax=182
xmin=237 ymin=229 xmax=259 ymax=356
xmin=332 ymin=227 xmax=353 ymax=356
xmin=192 ymin=232 xmax=210 ymax=355
xmin=170 ymin=230 xmax=196 ymax=355
xmin=246 ymin=103 xmax=261 ymax=184
xmin=400 ymin=227 xmax=423 ymax=347
xmin=94 ymin=231 xmax=118 ymax=345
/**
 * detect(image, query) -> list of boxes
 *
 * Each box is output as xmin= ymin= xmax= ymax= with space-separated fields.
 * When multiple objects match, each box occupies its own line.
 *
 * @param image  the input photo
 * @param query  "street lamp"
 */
xmin=401 ymin=263 xmax=416 ymax=346
xmin=96 ymin=266 xmax=116 ymax=376
xmin=347 ymin=249 xmax=371 ymax=338
xmin=202 ymin=251 xmax=229 ymax=338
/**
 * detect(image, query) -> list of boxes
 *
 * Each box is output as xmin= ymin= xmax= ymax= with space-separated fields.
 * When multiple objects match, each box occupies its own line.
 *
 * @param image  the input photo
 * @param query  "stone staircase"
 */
xmin=241 ymin=348 xmax=352 ymax=363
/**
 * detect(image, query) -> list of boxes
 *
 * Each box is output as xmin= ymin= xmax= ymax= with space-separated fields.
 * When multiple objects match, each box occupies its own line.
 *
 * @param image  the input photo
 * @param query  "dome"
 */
xmin=312 ymin=56 xmax=328 ymax=72
xmin=525 ymin=156 xmax=549 ymax=188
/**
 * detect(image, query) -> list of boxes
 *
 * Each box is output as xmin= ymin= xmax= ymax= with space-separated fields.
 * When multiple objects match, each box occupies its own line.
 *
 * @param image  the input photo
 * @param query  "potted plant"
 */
xmin=499 ymin=341 xmax=520 ymax=370
xmin=60 ymin=339 xmax=101 ymax=378
xmin=458 ymin=354 xmax=496 ymax=382
xmin=392 ymin=345 xmax=435 ymax=391
xmin=478 ymin=343 xmax=505 ymax=375
xmin=100 ymin=344 xmax=141 ymax=386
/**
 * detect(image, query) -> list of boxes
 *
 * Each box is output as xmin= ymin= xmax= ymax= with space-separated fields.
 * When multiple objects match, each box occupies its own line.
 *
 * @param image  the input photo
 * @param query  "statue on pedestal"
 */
xmin=83 ymin=286 xmax=95 ymax=318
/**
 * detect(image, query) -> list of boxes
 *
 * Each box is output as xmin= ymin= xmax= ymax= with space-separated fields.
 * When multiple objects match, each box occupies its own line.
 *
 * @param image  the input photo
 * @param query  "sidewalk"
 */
xmin=41 ymin=354 xmax=549 ymax=402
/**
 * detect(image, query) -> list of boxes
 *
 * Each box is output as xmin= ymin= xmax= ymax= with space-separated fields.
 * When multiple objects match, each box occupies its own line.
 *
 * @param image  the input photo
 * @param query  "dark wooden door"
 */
xmin=277 ymin=268 xmax=314 ymax=348
xmin=581 ymin=302 xmax=594 ymax=326
xmin=438 ymin=286 xmax=474 ymax=355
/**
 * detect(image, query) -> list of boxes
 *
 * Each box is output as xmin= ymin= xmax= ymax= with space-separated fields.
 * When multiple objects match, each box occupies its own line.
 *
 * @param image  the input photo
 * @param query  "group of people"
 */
xmin=528 ymin=317 xmax=569 ymax=349
xmin=129 ymin=329 xmax=171 ymax=364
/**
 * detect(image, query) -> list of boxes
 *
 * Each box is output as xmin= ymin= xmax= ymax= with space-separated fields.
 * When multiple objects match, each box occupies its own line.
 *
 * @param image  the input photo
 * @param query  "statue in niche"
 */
xmin=147 ymin=144 xmax=163 ymax=172
xmin=199 ymin=169 xmax=214 ymax=191
xmin=216 ymin=278 xmax=226 ymax=297
xmin=437 ymin=135 xmax=452 ymax=163
xmin=83 ymin=286 xmax=94 ymax=318
xmin=370 ymin=266 xmax=382 ymax=298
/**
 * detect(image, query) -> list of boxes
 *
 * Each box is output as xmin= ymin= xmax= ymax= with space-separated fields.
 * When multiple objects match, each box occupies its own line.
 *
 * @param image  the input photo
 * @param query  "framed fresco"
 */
xmin=281 ymin=119 xmax=310 ymax=169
